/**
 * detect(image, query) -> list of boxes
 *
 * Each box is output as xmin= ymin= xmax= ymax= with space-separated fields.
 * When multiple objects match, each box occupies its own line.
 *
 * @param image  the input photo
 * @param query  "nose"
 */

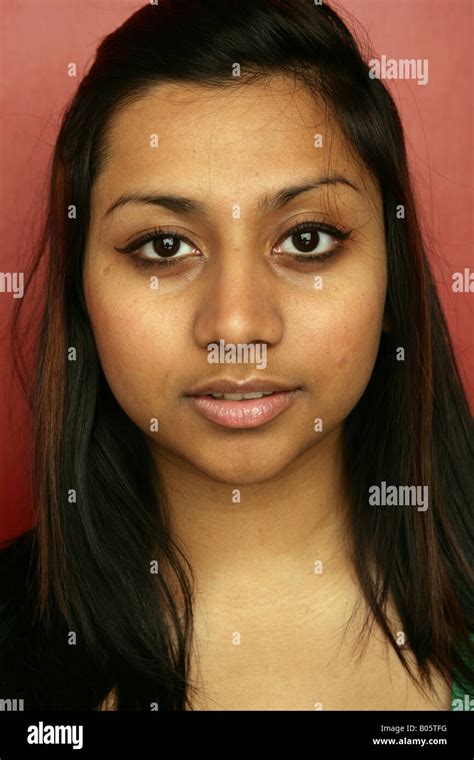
xmin=193 ymin=245 xmax=284 ymax=351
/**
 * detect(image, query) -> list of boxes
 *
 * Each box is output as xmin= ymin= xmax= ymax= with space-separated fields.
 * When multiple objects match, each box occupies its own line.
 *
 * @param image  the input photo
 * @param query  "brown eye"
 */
xmin=153 ymin=235 xmax=182 ymax=257
xmin=276 ymin=226 xmax=340 ymax=257
xmin=138 ymin=234 xmax=196 ymax=261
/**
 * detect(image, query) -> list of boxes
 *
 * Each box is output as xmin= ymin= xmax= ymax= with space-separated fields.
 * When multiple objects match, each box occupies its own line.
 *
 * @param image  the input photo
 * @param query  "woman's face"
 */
xmin=83 ymin=75 xmax=387 ymax=484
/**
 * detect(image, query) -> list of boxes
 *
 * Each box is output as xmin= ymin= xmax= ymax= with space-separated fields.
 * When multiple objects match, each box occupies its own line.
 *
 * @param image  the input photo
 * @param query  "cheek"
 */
xmin=85 ymin=286 xmax=184 ymax=419
xmin=304 ymin=286 xmax=385 ymax=416
xmin=333 ymin=331 xmax=378 ymax=385
xmin=330 ymin=303 xmax=381 ymax=372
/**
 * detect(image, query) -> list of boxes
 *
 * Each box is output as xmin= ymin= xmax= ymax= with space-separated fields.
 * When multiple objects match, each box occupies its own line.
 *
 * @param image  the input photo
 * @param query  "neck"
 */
xmin=150 ymin=425 xmax=353 ymax=595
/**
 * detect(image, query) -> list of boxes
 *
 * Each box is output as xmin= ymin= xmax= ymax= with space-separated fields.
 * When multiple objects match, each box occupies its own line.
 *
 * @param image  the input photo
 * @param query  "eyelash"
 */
xmin=114 ymin=221 xmax=352 ymax=270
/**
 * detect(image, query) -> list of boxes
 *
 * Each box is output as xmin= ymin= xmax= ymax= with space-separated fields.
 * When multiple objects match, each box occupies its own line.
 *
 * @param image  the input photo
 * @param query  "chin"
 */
xmin=188 ymin=451 xmax=297 ymax=486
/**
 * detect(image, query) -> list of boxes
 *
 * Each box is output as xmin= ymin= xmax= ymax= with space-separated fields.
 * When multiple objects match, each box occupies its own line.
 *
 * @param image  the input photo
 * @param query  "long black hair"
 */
xmin=5 ymin=0 xmax=473 ymax=709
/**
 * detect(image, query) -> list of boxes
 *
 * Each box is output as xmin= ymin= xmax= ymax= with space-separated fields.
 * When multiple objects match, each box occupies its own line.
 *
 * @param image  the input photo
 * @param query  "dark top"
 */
xmin=0 ymin=529 xmax=471 ymax=710
xmin=0 ymin=529 xmax=111 ymax=710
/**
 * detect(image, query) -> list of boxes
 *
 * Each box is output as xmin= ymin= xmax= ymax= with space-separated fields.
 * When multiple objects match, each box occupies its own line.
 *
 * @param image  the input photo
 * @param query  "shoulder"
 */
xmin=0 ymin=530 xmax=37 ymax=702
xmin=0 ymin=530 xmax=108 ymax=710
xmin=0 ymin=529 xmax=36 ymax=635
xmin=0 ymin=529 xmax=36 ymax=585
xmin=0 ymin=529 xmax=35 ymax=574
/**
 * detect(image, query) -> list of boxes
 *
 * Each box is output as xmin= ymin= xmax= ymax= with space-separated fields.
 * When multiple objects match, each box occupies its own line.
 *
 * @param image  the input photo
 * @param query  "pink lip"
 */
xmin=186 ymin=390 xmax=299 ymax=429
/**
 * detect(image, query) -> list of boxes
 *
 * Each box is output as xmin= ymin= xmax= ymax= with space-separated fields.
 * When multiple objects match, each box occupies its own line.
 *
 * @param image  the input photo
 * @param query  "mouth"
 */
xmin=184 ymin=380 xmax=301 ymax=429
xmin=199 ymin=390 xmax=277 ymax=400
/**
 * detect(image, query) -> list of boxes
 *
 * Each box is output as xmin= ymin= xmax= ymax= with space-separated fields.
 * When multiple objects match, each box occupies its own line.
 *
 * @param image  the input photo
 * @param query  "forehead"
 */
xmin=92 ymin=74 xmax=369 ymax=209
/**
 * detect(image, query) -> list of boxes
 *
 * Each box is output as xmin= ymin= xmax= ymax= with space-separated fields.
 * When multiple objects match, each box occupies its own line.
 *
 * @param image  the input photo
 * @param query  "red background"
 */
xmin=0 ymin=0 xmax=472 ymax=544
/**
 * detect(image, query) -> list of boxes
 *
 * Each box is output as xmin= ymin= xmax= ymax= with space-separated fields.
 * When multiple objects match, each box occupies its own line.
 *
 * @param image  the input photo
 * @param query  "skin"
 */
xmin=84 ymin=74 xmax=450 ymax=710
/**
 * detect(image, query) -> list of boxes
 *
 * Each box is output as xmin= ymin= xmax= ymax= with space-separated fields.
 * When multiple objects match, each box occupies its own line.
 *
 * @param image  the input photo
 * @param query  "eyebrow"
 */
xmin=104 ymin=174 xmax=360 ymax=219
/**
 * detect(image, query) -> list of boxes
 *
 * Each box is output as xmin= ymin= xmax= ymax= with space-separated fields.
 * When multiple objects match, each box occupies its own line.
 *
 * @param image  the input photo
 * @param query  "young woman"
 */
xmin=1 ymin=0 xmax=473 ymax=711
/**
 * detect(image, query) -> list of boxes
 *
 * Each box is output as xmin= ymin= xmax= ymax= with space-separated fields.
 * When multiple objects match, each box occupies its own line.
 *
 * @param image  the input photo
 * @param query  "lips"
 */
xmin=184 ymin=378 xmax=301 ymax=429
xmin=185 ymin=378 xmax=297 ymax=396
